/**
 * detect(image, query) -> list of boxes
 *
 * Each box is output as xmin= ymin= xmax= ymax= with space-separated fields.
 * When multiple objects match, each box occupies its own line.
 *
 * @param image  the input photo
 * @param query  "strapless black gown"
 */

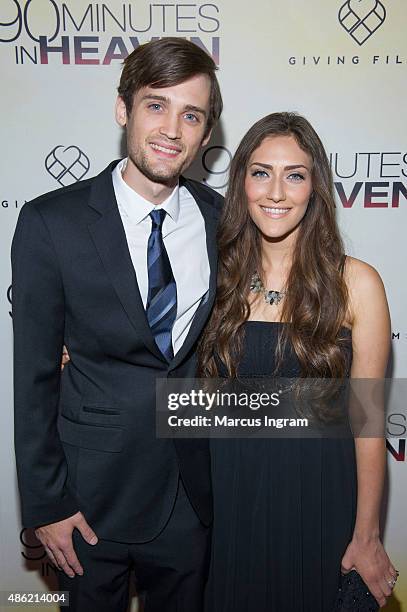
xmin=205 ymin=322 xmax=357 ymax=612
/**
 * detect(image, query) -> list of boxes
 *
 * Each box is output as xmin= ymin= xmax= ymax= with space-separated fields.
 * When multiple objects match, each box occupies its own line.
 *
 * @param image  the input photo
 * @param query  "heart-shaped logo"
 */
xmin=349 ymin=0 xmax=377 ymax=20
xmin=45 ymin=145 xmax=90 ymax=186
xmin=338 ymin=0 xmax=386 ymax=45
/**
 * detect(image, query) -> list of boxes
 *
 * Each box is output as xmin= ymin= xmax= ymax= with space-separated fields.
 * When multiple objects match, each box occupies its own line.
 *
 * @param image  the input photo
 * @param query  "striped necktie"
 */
xmin=146 ymin=209 xmax=177 ymax=361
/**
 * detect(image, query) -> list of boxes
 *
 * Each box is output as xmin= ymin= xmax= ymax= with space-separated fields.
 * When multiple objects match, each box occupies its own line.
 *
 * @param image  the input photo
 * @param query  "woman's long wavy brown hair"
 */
xmin=197 ymin=112 xmax=350 ymax=378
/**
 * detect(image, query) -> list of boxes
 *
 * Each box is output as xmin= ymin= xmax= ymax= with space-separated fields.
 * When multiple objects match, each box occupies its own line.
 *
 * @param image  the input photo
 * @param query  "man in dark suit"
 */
xmin=12 ymin=37 xmax=223 ymax=612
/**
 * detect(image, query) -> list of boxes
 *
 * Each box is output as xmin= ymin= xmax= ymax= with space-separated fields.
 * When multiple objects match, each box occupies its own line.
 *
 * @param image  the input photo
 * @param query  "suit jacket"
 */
xmin=12 ymin=160 xmax=223 ymax=543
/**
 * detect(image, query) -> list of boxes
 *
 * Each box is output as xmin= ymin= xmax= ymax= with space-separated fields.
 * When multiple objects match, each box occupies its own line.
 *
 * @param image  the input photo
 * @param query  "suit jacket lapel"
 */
xmin=168 ymin=177 xmax=220 ymax=371
xmin=87 ymin=161 xmax=167 ymax=364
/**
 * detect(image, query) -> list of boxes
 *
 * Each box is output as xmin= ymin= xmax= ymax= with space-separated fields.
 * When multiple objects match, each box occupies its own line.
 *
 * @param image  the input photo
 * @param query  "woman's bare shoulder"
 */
xmin=343 ymin=255 xmax=384 ymax=287
xmin=342 ymin=255 xmax=387 ymax=326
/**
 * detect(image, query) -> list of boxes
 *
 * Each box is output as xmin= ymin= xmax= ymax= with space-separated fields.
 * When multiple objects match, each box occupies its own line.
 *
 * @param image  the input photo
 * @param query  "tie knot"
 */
xmin=150 ymin=208 xmax=166 ymax=230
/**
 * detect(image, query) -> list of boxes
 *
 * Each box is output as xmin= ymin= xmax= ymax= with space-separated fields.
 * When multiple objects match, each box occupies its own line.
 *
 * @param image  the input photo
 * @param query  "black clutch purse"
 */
xmin=332 ymin=570 xmax=379 ymax=611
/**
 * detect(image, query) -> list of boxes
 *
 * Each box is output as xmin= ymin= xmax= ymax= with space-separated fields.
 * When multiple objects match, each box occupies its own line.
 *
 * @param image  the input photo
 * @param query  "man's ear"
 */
xmin=115 ymin=96 xmax=127 ymax=127
xmin=201 ymin=127 xmax=213 ymax=148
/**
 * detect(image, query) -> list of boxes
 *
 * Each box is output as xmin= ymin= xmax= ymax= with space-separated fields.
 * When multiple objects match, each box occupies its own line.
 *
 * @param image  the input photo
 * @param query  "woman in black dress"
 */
xmin=199 ymin=113 xmax=397 ymax=611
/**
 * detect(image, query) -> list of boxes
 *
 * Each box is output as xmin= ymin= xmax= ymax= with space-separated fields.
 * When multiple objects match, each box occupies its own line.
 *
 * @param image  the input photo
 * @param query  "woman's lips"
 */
xmin=260 ymin=206 xmax=291 ymax=219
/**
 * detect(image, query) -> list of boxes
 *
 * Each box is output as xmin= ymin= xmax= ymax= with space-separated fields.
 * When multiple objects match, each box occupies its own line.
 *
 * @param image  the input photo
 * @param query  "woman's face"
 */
xmin=245 ymin=134 xmax=313 ymax=241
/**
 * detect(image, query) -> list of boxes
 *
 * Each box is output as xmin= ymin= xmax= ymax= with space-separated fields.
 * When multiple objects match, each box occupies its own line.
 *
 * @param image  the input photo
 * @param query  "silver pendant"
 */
xmin=265 ymin=290 xmax=284 ymax=305
xmin=250 ymin=273 xmax=285 ymax=306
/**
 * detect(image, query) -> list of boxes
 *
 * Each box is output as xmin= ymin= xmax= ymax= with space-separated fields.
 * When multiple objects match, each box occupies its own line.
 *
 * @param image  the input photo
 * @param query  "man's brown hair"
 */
xmin=118 ymin=37 xmax=222 ymax=137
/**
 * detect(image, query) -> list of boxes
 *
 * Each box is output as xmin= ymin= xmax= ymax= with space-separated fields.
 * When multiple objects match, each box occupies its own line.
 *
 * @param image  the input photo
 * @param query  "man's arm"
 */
xmin=12 ymin=203 xmax=97 ymax=577
xmin=12 ymin=202 xmax=78 ymax=526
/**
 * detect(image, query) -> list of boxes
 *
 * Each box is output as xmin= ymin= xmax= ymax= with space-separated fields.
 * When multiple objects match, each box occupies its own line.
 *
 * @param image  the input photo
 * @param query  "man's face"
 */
xmin=116 ymin=74 xmax=212 ymax=187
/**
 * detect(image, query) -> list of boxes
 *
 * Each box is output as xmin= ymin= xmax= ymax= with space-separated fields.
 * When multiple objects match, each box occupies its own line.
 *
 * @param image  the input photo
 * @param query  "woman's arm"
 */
xmin=341 ymin=256 xmax=398 ymax=608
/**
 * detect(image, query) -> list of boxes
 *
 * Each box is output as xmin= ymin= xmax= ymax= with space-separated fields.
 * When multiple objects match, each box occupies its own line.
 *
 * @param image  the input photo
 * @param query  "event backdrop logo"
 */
xmin=0 ymin=1 xmax=220 ymax=65
xmin=330 ymin=151 xmax=407 ymax=208
xmin=45 ymin=145 xmax=90 ymax=186
xmin=288 ymin=0 xmax=397 ymax=66
xmin=338 ymin=0 xmax=386 ymax=45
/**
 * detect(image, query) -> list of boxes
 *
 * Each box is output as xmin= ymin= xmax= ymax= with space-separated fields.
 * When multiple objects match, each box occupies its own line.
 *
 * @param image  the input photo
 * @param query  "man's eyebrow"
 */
xmin=249 ymin=162 xmax=310 ymax=171
xmin=184 ymin=104 xmax=207 ymax=117
xmin=141 ymin=94 xmax=207 ymax=117
xmin=141 ymin=94 xmax=169 ymax=103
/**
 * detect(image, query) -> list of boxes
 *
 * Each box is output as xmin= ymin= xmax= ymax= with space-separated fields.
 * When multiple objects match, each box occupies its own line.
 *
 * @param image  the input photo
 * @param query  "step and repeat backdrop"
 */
xmin=1 ymin=1 xmax=406 ymax=610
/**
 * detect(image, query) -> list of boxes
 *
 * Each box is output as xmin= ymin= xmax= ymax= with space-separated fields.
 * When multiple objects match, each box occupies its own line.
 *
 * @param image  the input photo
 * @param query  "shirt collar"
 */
xmin=112 ymin=158 xmax=180 ymax=224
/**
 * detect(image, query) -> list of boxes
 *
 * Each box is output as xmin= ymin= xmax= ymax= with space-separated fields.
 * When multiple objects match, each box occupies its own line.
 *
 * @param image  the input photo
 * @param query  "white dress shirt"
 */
xmin=112 ymin=158 xmax=210 ymax=355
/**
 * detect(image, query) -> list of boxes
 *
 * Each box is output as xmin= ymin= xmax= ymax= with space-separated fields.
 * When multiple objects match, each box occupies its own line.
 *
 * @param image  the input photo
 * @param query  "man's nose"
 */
xmin=159 ymin=112 xmax=181 ymax=140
